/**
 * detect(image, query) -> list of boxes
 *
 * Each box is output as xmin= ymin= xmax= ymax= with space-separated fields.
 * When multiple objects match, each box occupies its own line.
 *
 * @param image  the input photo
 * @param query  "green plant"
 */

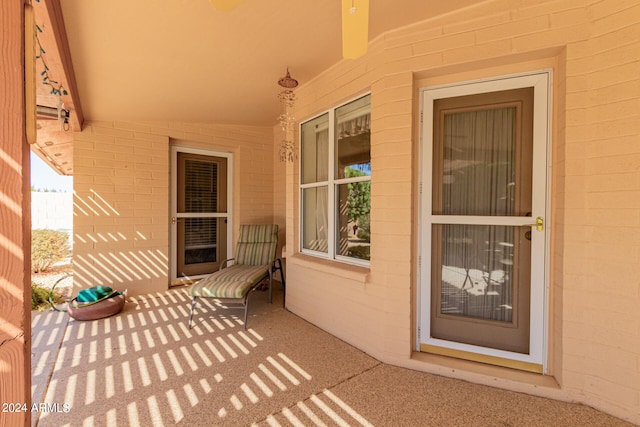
xmin=32 ymin=229 xmax=69 ymax=273
xmin=347 ymin=245 xmax=370 ymax=260
xmin=345 ymin=167 xmax=371 ymax=224
xmin=356 ymin=214 xmax=370 ymax=241
xmin=344 ymin=166 xmax=371 ymax=242
xmin=31 ymin=282 xmax=62 ymax=311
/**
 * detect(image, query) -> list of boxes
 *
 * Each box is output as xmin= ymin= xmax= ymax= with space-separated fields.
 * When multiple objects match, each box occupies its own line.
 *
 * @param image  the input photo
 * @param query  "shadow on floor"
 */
xmin=31 ymin=286 xmax=634 ymax=426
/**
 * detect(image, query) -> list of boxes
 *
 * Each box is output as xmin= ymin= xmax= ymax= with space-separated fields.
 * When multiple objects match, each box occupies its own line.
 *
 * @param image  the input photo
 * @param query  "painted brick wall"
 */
xmin=285 ymin=0 xmax=640 ymax=423
xmin=273 ymin=126 xmax=287 ymax=259
xmin=73 ymin=120 xmax=275 ymax=296
xmin=31 ymin=192 xmax=73 ymax=231
xmin=559 ymin=0 xmax=640 ymax=419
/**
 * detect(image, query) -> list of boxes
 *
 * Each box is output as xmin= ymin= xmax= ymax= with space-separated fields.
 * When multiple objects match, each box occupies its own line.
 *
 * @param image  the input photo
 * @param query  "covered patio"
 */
xmin=32 ymin=287 xmax=633 ymax=426
xmin=2 ymin=0 xmax=640 ymax=425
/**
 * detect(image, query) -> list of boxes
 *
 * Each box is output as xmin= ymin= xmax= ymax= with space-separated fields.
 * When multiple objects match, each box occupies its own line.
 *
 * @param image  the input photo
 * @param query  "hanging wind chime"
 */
xmin=277 ymin=69 xmax=298 ymax=163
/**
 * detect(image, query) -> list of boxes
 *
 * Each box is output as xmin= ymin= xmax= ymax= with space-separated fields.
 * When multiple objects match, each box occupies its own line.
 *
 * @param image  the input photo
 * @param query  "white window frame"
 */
xmin=299 ymin=93 xmax=371 ymax=267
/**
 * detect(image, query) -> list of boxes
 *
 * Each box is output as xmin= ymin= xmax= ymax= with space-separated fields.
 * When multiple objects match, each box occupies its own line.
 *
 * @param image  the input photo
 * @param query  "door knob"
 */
xmin=171 ymin=217 xmax=184 ymax=224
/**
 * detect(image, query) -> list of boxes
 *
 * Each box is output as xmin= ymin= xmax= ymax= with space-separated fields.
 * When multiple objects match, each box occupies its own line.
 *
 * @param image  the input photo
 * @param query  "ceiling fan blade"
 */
xmin=209 ymin=0 xmax=244 ymax=12
xmin=342 ymin=0 xmax=369 ymax=59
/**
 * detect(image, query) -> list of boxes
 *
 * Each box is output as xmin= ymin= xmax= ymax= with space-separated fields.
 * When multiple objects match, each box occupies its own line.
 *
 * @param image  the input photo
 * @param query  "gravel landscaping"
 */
xmin=31 ymin=258 xmax=73 ymax=302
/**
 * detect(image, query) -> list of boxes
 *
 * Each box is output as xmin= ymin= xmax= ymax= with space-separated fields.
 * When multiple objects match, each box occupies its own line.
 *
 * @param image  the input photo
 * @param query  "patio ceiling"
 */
xmin=33 ymin=0 xmax=479 ymax=175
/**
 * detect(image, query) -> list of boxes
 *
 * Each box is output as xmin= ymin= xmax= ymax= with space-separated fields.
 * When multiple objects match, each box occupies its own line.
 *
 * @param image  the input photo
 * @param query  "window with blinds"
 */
xmin=185 ymin=160 xmax=218 ymax=213
xmin=184 ymin=159 xmax=218 ymax=263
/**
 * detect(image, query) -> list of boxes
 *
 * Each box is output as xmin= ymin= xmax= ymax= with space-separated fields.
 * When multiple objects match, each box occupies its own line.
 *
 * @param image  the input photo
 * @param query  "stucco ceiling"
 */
xmin=33 ymin=0 xmax=479 ymax=175
xmin=59 ymin=0 xmax=479 ymax=125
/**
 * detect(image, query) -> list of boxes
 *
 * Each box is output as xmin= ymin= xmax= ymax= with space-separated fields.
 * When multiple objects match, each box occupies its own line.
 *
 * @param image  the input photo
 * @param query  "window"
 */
xmin=300 ymin=94 xmax=371 ymax=264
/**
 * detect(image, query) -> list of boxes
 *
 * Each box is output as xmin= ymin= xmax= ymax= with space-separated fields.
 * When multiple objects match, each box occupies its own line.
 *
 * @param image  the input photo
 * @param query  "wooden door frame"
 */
xmin=170 ymin=145 xmax=234 ymax=282
xmin=1 ymin=3 xmax=31 ymax=423
xmin=417 ymin=71 xmax=552 ymax=372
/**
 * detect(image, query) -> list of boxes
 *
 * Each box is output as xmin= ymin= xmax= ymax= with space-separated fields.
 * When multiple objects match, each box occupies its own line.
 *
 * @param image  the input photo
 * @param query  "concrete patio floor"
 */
xmin=31 ymin=285 xmax=635 ymax=427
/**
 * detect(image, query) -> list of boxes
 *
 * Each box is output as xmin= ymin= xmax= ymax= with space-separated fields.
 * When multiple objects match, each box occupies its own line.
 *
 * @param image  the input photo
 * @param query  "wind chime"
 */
xmin=277 ymin=69 xmax=298 ymax=163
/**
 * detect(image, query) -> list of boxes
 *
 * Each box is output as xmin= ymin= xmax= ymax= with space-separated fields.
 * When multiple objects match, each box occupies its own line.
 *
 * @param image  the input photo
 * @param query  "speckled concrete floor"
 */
xmin=31 ymin=286 xmax=636 ymax=427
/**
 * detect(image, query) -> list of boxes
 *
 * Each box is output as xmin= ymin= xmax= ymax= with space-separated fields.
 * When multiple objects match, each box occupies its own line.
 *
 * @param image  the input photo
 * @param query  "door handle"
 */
xmin=171 ymin=217 xmax=184 ymax=225
xmin=525 ymin=217 xmax=544 ymax=232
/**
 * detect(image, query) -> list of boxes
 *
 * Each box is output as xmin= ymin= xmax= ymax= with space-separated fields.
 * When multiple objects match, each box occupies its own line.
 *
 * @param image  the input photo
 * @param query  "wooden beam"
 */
xmin=30 ymin=0 xmax=81 ymax=176
xmin=0 ymin=1 xmax=32 ymax=426
xmin=33 ymin=0 xmax=84 ymax=131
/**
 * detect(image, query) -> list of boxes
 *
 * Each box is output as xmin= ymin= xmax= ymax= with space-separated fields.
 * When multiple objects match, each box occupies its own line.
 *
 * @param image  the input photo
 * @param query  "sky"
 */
xmin=30 ymin=151 xmax=73 ymax=192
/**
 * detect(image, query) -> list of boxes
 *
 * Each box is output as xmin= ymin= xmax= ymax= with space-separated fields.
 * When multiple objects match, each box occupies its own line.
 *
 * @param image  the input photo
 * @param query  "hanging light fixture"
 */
xmin=208 ymin=1 xmax=369 ymax=59
xmin=277 ymin=69 xmax=298 ymax=163
xmin=342 ymin=0 xmax=369 ymax=59
xmin=208 ymin=0 xmax=243 ymax=12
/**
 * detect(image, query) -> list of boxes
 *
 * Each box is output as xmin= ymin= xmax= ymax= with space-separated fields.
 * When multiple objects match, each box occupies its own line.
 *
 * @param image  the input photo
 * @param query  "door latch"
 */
xmin=171 ymin=217 xmax=184 ymax=225
xmin=526 ymin=217 xmax=544 ymax=232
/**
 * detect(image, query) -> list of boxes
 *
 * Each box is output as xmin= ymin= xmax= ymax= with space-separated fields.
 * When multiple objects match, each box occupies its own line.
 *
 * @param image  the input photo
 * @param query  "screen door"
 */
xmin=419 ymin=72 xmax=550 ymax=371
xmin=171 ymin=147 xmax=232 ymax=280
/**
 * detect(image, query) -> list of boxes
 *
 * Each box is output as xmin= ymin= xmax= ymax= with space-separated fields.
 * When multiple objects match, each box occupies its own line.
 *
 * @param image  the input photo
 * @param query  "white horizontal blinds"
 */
xmin=185 ymin=159 xmax=218 ymax=254
xmin=185 ymin=159 xmax=218 ymax=213
xmin=184 ymin=218 xmax=217 ymax=250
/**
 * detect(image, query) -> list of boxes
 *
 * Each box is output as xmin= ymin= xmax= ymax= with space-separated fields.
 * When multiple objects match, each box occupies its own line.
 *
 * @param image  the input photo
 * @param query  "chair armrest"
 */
xmin=219 ymin=258 xmax=236 ymax=271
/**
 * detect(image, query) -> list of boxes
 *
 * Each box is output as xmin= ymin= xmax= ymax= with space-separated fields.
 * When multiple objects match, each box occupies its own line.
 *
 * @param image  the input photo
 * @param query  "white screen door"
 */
xmin=419 ymin=72 xmax=550 ymax=372
xmin=170 ymin=146 xmax=233 ymax=282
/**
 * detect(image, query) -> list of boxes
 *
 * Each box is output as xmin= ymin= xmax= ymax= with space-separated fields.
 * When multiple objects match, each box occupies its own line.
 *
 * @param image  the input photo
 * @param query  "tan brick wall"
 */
xmin=273 ymin=125 xmax=287 ymax=259
xmin=74 ymin=120 xmax=275 ymax=295
xmin=285 ymin=0 xmax=640 ymax=423
xmin=559 ymin=0 xmax=640 ymax=419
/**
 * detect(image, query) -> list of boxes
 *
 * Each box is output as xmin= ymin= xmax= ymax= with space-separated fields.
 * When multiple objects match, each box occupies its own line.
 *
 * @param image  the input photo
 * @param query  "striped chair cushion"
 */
xmin=236 ymin=224 xmax=278 ymax=266
xmin=237 ymin=224 xmax=278 ymax=243
xmin=188 ymin=264 xmax=269 ymax=299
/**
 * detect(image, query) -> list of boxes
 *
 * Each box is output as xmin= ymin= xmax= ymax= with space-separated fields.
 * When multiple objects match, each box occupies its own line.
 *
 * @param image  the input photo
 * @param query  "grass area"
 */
xmin=31 ymin=282 xmax=63 ymax=311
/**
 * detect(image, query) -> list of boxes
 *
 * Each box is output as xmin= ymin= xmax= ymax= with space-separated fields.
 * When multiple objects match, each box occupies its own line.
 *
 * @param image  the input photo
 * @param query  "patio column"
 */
xmin=0 ymin=1 xmax=32 ymax=426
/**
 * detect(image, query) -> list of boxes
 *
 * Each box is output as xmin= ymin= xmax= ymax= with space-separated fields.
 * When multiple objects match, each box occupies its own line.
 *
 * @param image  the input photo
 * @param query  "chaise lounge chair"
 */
xmin=187 ymin=224 xmax=279 ymax=329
